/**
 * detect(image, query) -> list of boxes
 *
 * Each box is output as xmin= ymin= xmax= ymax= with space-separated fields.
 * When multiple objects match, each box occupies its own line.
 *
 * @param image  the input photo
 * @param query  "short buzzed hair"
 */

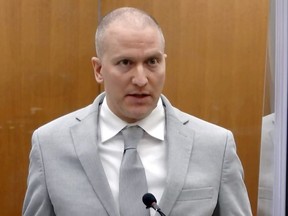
xmin=95 ymin=7 xmax=165 ymax=58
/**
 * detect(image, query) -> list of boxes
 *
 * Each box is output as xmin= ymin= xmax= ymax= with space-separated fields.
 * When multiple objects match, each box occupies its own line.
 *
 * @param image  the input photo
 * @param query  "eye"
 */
xmin=118 ymin=59 xmax=132 ymax=66
xmin=147 ymin=58 xmax=159 ymax=66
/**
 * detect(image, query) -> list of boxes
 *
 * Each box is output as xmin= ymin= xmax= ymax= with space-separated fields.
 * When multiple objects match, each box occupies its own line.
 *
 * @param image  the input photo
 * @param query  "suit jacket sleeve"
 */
xmin=22 ymin=130 xmax=55 ymax=216
xmin=215 ymin=131 xmax=252 ymax=215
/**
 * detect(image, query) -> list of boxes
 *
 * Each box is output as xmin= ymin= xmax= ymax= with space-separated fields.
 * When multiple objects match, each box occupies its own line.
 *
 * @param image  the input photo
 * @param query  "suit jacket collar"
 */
xmin=159 ymin=95 xmax=195 ymax=216
xmin=71 ymin=93 xmax=195 ymax=216
xmin=70 ymin=93 xmax=119 ymax=216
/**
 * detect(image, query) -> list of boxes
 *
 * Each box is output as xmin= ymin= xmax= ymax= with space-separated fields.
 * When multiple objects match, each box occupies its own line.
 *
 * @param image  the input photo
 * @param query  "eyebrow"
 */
xmin=112 ymin=51 xmax=164 ymax=61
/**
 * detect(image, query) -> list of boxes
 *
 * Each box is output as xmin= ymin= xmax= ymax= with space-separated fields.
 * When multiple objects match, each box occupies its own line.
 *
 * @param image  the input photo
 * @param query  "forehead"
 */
xmin=103 ymin=22 xmax=164 ymax=51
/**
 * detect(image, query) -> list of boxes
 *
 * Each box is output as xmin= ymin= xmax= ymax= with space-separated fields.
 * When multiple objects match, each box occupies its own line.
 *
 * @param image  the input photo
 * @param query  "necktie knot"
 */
xmin=121 ymin=126 xmax=144 ymax=150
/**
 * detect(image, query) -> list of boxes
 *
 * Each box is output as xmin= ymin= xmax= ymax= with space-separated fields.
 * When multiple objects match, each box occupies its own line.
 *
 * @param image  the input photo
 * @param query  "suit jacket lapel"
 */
xmin=69 ymin=93 xmax=194 ymax=216
xmin=70 ymin=93 xmax=119 ymax=216
xmin=158 ymin=96 xmax=195 ymax=216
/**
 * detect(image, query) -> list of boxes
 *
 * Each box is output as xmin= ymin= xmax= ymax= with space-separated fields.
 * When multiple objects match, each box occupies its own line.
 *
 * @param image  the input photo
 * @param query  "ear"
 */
xmin=91 ymin=57 xmax=104 ymax=83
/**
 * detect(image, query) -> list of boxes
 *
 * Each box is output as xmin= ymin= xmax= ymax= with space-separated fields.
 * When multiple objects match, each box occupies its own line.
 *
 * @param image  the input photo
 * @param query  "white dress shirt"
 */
xmin=98 ymin=97 xmax=167 ymax=214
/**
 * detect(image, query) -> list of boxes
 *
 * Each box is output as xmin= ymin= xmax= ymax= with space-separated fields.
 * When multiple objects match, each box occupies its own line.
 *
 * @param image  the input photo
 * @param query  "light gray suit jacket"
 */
xmin=23 ymin=93 xmax=252 ymax=216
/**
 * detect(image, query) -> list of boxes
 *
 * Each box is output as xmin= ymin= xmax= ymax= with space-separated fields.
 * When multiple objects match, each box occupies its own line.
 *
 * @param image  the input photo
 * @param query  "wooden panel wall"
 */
xmin=0 ymin=1 xmax=99 ymax=215
xmin=0 ymin=0 xmax=268 ymax=215
xmin=101 ymin=1 xmax=268 ymax=215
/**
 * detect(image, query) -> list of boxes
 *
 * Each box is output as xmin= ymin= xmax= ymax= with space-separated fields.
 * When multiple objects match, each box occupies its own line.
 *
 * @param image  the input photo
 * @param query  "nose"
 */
xmin=132 ymin=65 xmax=148 ymax=87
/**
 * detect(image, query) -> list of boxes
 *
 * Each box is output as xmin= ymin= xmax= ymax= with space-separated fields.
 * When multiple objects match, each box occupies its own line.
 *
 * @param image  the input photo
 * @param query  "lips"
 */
xmin=129 ymin=93 xmax=149 ymax=98
xmin=125 ymin=93 xmax=151 ymax=101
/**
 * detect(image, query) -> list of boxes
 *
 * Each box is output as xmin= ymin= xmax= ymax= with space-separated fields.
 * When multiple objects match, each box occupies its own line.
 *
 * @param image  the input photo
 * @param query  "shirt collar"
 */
xmin=99 ymin=97 xmax=165 ymax=143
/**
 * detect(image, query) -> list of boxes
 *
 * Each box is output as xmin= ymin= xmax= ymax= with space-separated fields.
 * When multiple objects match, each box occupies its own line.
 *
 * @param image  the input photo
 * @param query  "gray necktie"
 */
xmin=119 ymin=126 xmax=150 ymax=216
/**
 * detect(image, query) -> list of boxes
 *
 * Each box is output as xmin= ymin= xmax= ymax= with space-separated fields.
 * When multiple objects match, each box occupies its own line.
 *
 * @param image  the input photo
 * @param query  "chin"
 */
xmin=126 ymin=111 xmax=151 ymax=123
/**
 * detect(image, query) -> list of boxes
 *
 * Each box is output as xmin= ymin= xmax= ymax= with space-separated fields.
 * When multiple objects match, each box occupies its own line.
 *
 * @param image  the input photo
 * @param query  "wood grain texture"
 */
xmin=0 ymin=0 xmax=99 ymax=215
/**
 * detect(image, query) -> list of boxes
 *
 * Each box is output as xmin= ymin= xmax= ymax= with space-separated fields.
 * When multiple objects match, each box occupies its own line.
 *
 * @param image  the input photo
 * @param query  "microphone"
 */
xmin=142 ymin=193 xmax=166 ymax=216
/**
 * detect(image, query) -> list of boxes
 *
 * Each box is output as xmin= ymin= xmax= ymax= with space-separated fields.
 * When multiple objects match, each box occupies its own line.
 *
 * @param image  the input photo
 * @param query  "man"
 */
xmin=23 ymin=7 xmax=252 ymax=216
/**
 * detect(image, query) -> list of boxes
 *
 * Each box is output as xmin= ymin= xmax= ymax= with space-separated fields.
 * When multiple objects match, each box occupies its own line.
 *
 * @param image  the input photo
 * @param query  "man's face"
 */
xmin=92 ymin=23 xmax=166 ymax=123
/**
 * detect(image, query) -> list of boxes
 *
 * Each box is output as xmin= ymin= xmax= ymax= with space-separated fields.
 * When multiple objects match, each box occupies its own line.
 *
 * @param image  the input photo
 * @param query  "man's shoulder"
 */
xmin=36 ymin=103 xmax=94 ymax=134
xmin=161 ymin=95 xmax=230 ymax=134
xmin=172 ymin=107 xmax=230 ymax=134
xmin=35 ymin=93 xmax=105 ymax=134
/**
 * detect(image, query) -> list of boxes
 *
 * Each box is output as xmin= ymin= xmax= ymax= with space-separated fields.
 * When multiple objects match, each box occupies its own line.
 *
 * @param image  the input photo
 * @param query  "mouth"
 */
xmin=129 ymin=93 xmax=149 ymax=97
xmin=125 ymin=93 xmax=151 ymax=101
